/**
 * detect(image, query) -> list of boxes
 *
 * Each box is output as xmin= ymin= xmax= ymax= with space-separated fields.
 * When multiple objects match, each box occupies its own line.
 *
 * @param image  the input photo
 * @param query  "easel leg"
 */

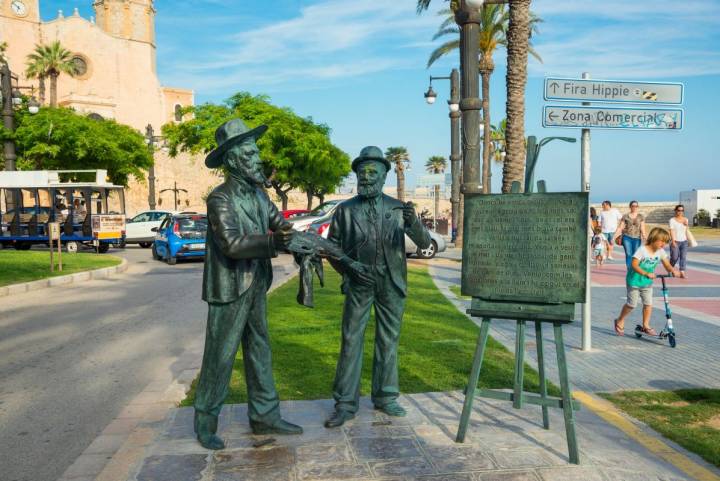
xmin=513 ymin=320 xmax=526 ymax=409
xmin=535 ymin=321 xmax=549 ymax=429
xmin=456 ymin=317 xmax=491 ymax=443
xmin=554 ymin=322 xmax=579 ymax=464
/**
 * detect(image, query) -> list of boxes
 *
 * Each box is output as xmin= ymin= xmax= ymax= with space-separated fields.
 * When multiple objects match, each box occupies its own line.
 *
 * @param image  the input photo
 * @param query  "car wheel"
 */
xmin=417 ymin=241 xmax=438 ymax=259
xmin=65 ymin=241 xmax=79 ymax=254
xmin=98 ymin=243 xmax=110 ymax=254
xmin=139 ymin=242 xmax=152 ymax=248
xmin=14 ymin=241 xmax=32 ymax=251
xmin=166 ymin=253 xmax=177 ymax=265
xmin=151 ymin=243 xmax=160 ymax=260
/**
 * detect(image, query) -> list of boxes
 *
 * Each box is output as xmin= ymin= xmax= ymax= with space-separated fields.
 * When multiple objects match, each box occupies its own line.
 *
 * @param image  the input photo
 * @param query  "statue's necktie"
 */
xmin=366 ymin=198 xmax=378 ymax=222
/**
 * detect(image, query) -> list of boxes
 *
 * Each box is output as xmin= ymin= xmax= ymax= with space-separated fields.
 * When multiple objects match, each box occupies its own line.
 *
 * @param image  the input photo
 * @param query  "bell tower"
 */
xmin=1 ymin=0 xmax=40 ymax=23
xmin=93 ymin=0 xmax=155 ymax=45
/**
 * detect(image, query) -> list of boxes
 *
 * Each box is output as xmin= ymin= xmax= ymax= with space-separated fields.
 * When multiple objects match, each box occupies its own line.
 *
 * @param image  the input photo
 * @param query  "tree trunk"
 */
xmin=272 ymin=182 xmax=290 ymax=210
xmin=480 ymin=67 xmax=493 ymax=194
xmin=396 ymin=164 xmax=405 ymax=202
xmin=434 ymin=184 xmax=440 ymax=228
xmin=316 ymin=193 xmax=325 ymax=205
xmin=49 ymin=71 xmax=58 ymax=108
xmin=38 ymin=75 xmax=46 ymax=105
xmin=306 ymin=190 xmax=313 ymax=210
xmin=502 ymin=0 xmax=531 ymax=193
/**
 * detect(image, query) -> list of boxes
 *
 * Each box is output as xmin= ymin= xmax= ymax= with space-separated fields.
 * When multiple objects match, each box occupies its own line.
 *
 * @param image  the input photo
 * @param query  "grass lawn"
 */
xmin=601 ymin=389 xmax=720 ymax=468
xmin=182 ymin=263 xmax=557 ymax=405
xmin=0 ymin=250 xmax=122 ymax=287
xmin=691 ymin=226 xmax=720 ymax=239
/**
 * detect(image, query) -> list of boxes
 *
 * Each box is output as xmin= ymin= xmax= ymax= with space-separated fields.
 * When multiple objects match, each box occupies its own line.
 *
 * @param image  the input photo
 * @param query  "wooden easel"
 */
xmin=48 ymin=222 xmax=62 ymax=272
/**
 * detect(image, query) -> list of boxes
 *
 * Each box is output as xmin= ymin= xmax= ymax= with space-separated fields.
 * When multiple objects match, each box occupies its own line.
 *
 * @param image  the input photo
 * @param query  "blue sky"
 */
xmin=40 ymin=0 xmax=720 ymax=202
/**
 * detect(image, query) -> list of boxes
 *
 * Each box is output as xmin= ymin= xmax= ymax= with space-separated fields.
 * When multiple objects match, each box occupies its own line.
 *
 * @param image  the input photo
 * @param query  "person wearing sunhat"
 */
xmin=323 ymin=146 xmax=432 ymax=428
xmin=193 ymin=118 xmax=302 ymax=449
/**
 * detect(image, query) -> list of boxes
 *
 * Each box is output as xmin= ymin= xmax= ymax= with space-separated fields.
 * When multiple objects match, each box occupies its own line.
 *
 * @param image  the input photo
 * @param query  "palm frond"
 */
xmin=427 ymin=39 xmax=460 ymax=68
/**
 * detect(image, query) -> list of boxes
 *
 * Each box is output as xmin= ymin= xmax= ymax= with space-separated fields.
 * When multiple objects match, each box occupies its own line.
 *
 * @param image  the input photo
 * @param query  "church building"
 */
xmin=1 ymin=0 xmax=221 ymax=214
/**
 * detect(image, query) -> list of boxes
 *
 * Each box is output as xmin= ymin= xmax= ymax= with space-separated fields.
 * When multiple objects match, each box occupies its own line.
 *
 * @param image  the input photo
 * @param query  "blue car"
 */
xmin=151 ymin=213 xmax=207 ymax=265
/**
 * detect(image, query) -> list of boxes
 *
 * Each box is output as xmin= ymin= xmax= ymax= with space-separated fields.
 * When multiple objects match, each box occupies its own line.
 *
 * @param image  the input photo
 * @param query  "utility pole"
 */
xmin=145 ymin=124 xmax=158 ymax=210
xmin=581 ymin=72 xmax=592 ymax=351
xmin=449 ymin=69 xmax=462 ymax=246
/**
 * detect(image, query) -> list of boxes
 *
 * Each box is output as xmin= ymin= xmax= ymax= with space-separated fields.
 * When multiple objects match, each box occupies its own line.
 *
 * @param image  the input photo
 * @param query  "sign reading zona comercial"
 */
xmin=543 ymin=105 xmax=683 ymax=131
xmin=544 ymin=77 xmax=684 ymax=105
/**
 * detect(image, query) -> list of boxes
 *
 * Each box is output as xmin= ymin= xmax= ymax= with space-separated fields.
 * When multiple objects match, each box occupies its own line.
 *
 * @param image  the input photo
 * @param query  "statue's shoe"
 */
xmin=324 ymin=410 xmax=355 ymax=428
xmin=250 ymin=418 xmax=303 ymax=435
xmin=197 ymin=433 xmax=225 ymax=450
xmin=374 ymin=401 xmax=407 ymax=417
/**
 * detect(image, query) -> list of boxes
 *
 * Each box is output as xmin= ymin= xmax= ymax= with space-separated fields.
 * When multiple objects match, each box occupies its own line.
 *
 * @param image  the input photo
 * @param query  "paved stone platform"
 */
xmin=121 ymin=391 xmax=696 ymax=481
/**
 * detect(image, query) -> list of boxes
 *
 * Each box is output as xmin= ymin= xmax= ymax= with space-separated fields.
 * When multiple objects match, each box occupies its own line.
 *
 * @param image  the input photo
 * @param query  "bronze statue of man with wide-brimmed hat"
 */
xmin=193 ymin=118 xmax=302 ymax=449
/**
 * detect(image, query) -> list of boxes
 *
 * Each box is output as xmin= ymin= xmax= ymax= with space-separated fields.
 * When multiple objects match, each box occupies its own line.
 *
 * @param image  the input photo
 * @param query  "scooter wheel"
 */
xmin=634 ymin=326 xmax=643 ymax=338
xmin=668 ymin=333 xmax=676 ymax=348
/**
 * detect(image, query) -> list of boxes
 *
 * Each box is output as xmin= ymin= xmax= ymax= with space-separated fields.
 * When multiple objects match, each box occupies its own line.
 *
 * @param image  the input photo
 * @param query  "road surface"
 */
xmin=0 ymin=246 xmax=296 ymax=481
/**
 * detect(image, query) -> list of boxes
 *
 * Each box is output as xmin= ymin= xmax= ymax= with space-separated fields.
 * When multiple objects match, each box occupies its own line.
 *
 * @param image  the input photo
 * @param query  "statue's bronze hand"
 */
xmin=348 ymin=261 xmax=374 ymax=287
xmin=272 ymin=223 xmax=295 ymax=250
xmin=400 ymin=202 xmax=418 ymax=225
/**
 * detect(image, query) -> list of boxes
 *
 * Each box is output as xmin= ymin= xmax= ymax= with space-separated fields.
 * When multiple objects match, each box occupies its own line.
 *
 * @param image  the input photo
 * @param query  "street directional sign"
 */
xmin=544 ymin=77 xmax=684 ymax=105
xmin=543 ymin=105 xmax=683 ymax=130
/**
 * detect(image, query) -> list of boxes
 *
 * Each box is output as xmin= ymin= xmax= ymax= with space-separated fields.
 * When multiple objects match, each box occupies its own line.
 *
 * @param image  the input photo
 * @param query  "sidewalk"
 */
xmin=431 ymin=245 xmax=720 ymax=393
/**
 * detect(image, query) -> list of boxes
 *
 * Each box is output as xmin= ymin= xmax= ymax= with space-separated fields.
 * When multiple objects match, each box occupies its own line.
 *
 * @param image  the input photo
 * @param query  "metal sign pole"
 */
xmin=581 ymin=72 xmax=592 ymax=351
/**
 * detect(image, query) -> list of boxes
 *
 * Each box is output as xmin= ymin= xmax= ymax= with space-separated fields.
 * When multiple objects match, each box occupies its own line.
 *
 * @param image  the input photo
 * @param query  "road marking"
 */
xmin=574 ymin=391 xmax=720 ymax=481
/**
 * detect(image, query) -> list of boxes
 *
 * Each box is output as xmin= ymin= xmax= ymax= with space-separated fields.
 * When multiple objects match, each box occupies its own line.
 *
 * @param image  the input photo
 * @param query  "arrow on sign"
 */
xmin=549 ymin=82 xmax=560 ymax=94
xmin=548 ymin=111 xmax=558 ymax=121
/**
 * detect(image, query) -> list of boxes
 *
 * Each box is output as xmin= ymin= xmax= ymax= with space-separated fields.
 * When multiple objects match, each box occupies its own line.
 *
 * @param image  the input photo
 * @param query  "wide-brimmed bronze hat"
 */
xmin=351 ymin=146 xmax=391 ymax=172
xmin=205 ymin=119 xmax=268 ymax=168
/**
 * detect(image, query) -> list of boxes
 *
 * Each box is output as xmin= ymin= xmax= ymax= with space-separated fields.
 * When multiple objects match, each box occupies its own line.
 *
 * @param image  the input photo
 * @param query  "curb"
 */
xmin=574 ymin=391 xmax=720 ymax=481
xmin=0 ymin=257 xmax=128 ymax=298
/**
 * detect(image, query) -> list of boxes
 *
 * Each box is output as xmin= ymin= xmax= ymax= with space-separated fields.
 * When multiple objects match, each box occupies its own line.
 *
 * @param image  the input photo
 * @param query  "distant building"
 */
xmin=679 ymin=189 xmax=720 ymax=223
xmin=1 ymin=1 xmax=222 ymax=214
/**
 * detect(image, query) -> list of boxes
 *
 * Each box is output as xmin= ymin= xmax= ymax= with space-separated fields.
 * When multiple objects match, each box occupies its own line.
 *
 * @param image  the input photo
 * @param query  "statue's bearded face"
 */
xmin=225 ymin=140 xmax=270 ymax=187
xmin=356 ymin=161 xmax=387 ymax=199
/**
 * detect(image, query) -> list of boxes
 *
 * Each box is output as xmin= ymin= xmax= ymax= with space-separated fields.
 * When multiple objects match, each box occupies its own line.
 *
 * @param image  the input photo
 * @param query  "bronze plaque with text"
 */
xmin=461 ymin=192 xmax=588 ymax=304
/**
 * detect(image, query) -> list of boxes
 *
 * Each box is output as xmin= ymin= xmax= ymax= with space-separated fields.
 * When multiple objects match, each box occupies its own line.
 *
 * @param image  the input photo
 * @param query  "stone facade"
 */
xmin=1 ymin=0 xmax=224 ymax=215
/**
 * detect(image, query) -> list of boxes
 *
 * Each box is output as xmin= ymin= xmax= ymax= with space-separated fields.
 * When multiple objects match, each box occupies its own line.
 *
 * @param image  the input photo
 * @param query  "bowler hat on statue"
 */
xmin=351 ymin=146 xmax=391 ymax=173
xmin=205 ymin=119 xmax=268 ymax=168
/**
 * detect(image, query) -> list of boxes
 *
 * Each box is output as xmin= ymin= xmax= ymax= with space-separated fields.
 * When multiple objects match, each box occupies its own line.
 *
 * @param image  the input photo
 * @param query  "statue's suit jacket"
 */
xmin=202 ymin=178 xmax=289 ymax=304
xmin=328 ymin=194 xmax=432 ymax=296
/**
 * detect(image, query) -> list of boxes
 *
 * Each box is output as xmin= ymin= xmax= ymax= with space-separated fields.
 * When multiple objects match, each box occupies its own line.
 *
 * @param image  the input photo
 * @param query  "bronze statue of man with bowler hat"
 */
xmin=193 ymin=118 xmax=303 ymax=449
xmin=324 ymin=146 xmax=432 ymax=428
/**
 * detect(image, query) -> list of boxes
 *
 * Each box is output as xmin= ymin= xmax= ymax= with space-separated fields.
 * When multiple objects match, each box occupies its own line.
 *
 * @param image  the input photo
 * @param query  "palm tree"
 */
xmin=385 ymin=146 xmax=410 ymax=202
xmin=25 ymin=53 xmax=46 ymax=105
xmin=0 ymin=41 xmax=7 ymax=64
xmin=503 ymin=0 xmax=532 ymax=193
xmin=428 ymin=5 xmax=541 ymax=195
xmin=26 ymin=41 xmax=78 ymax=107
xmin=425 ymin=155 xmax=447 ymax=227
xmin=490 ymin=118 xmax=506 ymax=164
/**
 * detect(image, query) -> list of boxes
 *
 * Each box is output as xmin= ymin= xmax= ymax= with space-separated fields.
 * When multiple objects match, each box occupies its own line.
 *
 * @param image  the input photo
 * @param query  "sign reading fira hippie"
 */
xmin=544 ymin=77 xmax=684 ymax=105
xmin=543 ymin=106 xmax=683 ymax=130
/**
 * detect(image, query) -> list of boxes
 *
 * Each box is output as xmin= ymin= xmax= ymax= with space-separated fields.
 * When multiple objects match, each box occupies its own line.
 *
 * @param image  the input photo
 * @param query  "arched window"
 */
xmin=174 ymin=104 xmax=183 ymax=122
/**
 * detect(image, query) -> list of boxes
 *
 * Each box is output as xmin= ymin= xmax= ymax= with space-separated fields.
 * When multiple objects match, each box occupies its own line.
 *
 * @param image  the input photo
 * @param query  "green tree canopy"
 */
xmin=162 ymin=92 xmax=350 ymax=209
xmin=9 ymin=107 xmax=152 ymax=186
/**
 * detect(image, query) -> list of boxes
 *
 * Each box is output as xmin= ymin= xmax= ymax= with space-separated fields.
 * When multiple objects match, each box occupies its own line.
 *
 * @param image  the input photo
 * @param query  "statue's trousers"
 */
xmin=332 ymin=265 xmax=406 ymax=414
xmin=194 ymin=278 xmax=281 ymax=426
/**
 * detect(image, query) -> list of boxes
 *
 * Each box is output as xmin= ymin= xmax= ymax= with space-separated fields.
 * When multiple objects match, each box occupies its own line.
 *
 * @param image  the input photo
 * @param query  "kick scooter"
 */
xmin=634 ymin=274 xmax=676 ymax=348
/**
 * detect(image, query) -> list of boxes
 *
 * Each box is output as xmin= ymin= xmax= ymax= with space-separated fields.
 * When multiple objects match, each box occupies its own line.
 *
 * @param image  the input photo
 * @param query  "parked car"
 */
xmin=151 ymin=213 xmax=207 ymax=265
xmin=309 ymin=218 xmax=447 ymax=259
xmin=124 ymin=210 xmax=173 ymax=247
xmin=280 ymin=209 xmax=311 ymax=219
xmin=290 ymin=200 xmax=342 ymax=232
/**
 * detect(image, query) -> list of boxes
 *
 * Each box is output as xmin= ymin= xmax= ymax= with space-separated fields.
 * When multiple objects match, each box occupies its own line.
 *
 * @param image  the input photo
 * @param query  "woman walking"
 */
xmin=669 ymin=204 xmax=690 ymax=278
xmin=613 ymin=201 xmax=647 ymax=270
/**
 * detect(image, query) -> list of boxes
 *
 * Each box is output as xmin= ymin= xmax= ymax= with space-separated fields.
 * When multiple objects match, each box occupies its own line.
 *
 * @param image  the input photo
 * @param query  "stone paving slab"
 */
xmin=122 ymin=391 xmax=699 ymax=481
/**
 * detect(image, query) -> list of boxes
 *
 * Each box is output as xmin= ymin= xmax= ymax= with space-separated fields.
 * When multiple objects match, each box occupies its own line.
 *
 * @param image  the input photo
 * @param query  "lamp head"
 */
xmin=424 ymin=85 xmax=437 ymax=105
xmin=27 ymin=96 xmax=40 ymax=114
xmin=448 ymin=101 xmax=459 ymax=112
xmin=11 ymin=88 xmax=22 ymax=105
xmin=465 ymin=0 xmax=485 ymax=10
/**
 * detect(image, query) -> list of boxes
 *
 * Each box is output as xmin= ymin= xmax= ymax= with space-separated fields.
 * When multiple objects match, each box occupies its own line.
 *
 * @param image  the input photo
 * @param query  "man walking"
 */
xmin=194 ymin=119 xmax=302 ymax=450
xmin=324 ymin=146 xmax=432 ymax=428
xmin=599 ymin=200 xmax=622 ymax=260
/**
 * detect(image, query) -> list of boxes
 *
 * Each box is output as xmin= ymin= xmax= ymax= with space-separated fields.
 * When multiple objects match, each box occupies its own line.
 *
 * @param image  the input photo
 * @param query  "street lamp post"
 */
xmin=144 ymin=124 xmax=163 ymax=210
xmin=424 ymin=69 xmax=461 ymax=243
xmin=523 ymin=136 xmax=577 ymax=193
xmin=160 ymin=181 xmax=187 ymax=211
xmin=1 ymin=62 xmax=40 ymax=171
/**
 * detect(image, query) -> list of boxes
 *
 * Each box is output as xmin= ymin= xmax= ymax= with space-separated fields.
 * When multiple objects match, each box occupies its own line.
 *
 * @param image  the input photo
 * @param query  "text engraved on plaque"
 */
xmin=461 ymin=193 xmax=588 ymax=304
